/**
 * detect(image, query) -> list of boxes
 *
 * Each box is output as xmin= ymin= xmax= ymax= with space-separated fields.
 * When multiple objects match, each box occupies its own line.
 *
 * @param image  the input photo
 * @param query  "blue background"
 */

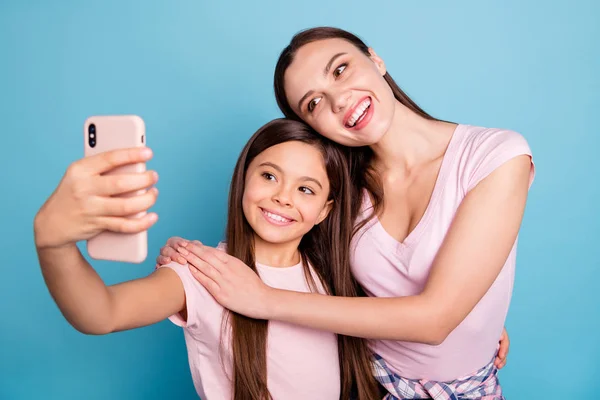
xmin=1 ymin=1 xmax=598 ymax=399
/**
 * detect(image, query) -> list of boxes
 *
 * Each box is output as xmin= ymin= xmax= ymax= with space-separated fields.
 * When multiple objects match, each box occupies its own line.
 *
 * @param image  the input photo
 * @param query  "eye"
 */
xmin=307 ymin=97 xmax=321 ymax=113
xmin=262 ymin=172 xmax=276 ymax=181
xmin=299 ymin=186 xmax=315 ymax=195
xmin=333 ymin=63 xmax=347 ymax=78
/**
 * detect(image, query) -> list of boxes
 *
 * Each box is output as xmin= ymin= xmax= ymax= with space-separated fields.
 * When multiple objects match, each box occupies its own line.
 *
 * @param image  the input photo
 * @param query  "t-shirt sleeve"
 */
xmin=462 ymin=128 xmax=535 ymax=193
xmin=159 ymin=261 xmax=203 ymax=333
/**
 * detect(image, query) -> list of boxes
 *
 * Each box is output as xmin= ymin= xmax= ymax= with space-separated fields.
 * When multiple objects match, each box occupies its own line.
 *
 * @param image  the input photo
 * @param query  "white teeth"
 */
xmin=264 ymin=210 xmax=291 ymax=223
xmin=347 ymin=98 xmax=371 ymax=127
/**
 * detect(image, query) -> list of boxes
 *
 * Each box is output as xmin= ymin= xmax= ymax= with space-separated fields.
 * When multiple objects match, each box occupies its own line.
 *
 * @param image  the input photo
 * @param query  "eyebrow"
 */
xmin=259 ymin=162 xmax=323 ymax=190
xmin=296 ymin=52 xmax=347 ymax=111
xmin=324 ymin=52 xmax=347 ymax=76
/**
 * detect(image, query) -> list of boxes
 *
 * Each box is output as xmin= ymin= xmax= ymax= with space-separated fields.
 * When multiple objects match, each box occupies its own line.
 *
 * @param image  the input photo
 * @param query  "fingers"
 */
xmin=498 ymin=342 xmax=509 ymax=359
xmin=156 ymin=255 xmax=171 ymax=266
xmin=177 ymin=246 xmax=223 ymax=282
xmin=498 ymin=331 xmax=509 ymax=359
xmin=168 ymin=236 xmax=188 ymax=247
xmin=154 ymin=239 xmax=188 ymax=268
xmin=188 ymin=265 xmax=221 ymax=296
xmin=180 ymin=242 xmax=229 ymax=270
xmin=98 ymin=212 xmax=158 ymax=233
xmin=94 ymin=188 xmax=158 ymax=217
xmin=79 ymin=147 xmax=154 ymax=176
xmin=495 ymin=328 xmax=509 ymax=369
xmin=190 ymin=242 xmax=229 ymax=264
xmin=95 ymin=171 xmax=158 ymax=196
xmin=494 ymin=356 xmax=507 ymax=369
xmin=212 ymin=247 xmax=229 ymax=264
xmin=160 ymin=245 xmax=186 ymax=265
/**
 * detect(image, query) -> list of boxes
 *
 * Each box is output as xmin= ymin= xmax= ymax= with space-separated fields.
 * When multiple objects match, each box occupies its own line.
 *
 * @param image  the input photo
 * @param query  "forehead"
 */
xmin=252 ymin=141 xmax=327 ymax=176
xmin=284 ymin=39 xmax=364 ymax=101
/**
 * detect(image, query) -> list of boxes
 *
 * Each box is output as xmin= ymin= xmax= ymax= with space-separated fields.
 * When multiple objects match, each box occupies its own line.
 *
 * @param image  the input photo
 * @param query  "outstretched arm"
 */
xmin=37 ymin=244 xmax=185 ymax=334
xmin=34 ymin=146 xmax=185 ymax=335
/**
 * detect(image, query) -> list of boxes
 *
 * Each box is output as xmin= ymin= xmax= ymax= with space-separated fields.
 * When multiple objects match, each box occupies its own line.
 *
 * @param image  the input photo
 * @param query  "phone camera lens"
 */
xmin=88 ymin=123 xmax=96 ymax=147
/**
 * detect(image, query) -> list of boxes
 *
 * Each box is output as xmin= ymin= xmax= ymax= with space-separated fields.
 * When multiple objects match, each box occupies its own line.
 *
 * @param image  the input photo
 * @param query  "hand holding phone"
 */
xmin=33 ymin=115 xmax=157 ymax=264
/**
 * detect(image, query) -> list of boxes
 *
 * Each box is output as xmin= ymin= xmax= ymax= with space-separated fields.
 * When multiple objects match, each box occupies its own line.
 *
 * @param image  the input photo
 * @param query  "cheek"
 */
xmin=308 ymin=114 xmax=347 ymax=142
xmin=242 ymin=182 xmax=264 ymax=213
xmin=353 ymin=64 xmax=394 ymax=105
xmin=241 ymin=190 xmax=253 ymax=219
xmin=297 ymin=199 xmax=326 ymax=224
xmin=376 ymin=75 xmax=396 ymax=111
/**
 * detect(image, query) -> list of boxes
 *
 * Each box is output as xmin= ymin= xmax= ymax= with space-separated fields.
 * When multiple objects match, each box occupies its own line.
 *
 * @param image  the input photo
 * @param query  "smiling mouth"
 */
xmin=345 ymin=97 xmax=371 ymax=128
xmin=260 ymin=208 xmax=295 ymax=225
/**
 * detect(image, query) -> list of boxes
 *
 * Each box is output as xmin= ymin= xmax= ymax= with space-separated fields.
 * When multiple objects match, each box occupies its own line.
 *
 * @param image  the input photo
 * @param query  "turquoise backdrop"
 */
xmin=1 ymin=1 xmax=598 ymax=399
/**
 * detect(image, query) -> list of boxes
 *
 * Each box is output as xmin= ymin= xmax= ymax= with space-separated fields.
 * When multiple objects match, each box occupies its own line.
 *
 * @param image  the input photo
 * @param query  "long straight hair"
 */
xmin=223 ymin=118 xmax=375 ymax=399
xmin=273 ymin=26 xmax=440 ymax=235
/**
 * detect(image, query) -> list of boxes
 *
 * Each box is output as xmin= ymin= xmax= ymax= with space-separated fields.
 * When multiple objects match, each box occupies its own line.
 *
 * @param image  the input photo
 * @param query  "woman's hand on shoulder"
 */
xmin=175 ymin=241 xmax=275 ymax=319
xmin=155 ymin=236 xmax=190 ymax=267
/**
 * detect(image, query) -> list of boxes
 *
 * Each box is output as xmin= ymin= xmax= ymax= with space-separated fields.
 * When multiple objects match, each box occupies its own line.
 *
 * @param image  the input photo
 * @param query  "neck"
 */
xmin=252 ymin=235 xmax=301 ymax=267
xmin=370 ymin=101 xmax=456 ymax=174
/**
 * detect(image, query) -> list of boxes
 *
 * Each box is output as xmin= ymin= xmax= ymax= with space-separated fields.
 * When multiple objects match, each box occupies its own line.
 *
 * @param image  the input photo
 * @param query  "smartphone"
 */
xmin=83 ymin=115 xmax=148 ymax=263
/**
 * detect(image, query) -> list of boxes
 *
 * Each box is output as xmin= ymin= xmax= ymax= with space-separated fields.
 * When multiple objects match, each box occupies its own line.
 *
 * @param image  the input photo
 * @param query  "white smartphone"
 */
xmin=83 ymin=115 xmax=148 ymax=263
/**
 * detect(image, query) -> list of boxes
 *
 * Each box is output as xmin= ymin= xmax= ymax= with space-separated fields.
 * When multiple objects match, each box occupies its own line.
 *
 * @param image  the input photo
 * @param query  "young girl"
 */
xmin=33 ymin=119 xmax=379 ymax=400
xmin=157 ymin=27 xmax=533 ymax=399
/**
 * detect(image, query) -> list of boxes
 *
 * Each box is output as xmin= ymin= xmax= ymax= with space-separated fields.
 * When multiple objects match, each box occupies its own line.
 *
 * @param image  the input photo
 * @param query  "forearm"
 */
xmin=36 ymin=244 xmax=115 ymax=334
xmin=268 ymin=289 xmax=445 ymax=344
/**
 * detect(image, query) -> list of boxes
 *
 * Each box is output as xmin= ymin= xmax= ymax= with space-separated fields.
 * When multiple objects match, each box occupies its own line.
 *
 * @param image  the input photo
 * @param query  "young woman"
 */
xmin=34 ymin=119 xmax=380 ymax=400
xmin=157 ymin=27 xmax=534 ymax=399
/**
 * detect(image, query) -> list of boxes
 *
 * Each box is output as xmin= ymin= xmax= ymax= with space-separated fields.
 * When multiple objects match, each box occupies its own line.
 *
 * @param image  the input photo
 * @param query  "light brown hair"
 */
xmin=223 ymin=118 xmax=377 ymax=399
xmin=273 ymin=26 xmax=439 ymax=236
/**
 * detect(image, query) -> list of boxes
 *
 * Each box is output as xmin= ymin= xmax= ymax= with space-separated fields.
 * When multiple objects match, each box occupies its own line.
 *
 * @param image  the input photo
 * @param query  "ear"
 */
xmin=368 ymin=48 xmax=387 ymax=76
xmin=315 ymin=199 xmax=334 ymax=225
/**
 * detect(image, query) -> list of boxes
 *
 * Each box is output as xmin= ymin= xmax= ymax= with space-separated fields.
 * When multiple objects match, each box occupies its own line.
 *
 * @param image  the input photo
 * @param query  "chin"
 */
xmin=253 ymin=227 xmax=299 ymax=245
xmin=343 ymin=129 xmax=386 ymax=147
xmin=330 ymin=119 xmax=389 ymax=147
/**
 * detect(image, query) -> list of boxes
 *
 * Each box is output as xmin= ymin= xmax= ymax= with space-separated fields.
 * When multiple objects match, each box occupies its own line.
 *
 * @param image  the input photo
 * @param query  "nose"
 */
xmin=332 ymin=90 xmax=351 ymax=114
xmin=272 ymin=186 xmax=293 ymax=208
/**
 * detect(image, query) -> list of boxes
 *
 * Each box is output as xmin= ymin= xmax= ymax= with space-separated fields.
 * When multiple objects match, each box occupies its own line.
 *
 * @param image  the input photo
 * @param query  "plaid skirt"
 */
xmin=372 ymin=354 xmax=504 ymax=400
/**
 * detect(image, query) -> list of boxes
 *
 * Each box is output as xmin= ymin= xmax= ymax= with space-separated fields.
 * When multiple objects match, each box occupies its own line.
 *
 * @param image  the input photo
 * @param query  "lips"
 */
xmin=344 ymin=96 xmax=372 ymax=128
xmin=260 ymin=207 xmax=296 ymax=226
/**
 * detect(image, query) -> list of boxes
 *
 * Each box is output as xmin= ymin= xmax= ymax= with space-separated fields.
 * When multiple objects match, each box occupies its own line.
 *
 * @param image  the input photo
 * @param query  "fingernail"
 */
xmin=178 ymin=257 xmax=186 ymax=264
xmin=180 ymin=241 xmax=188 ymax=247
xmin=178 ymin=247 xmax=189 ymax=255
xmin=149 ymin=213 xmax=158 ymax=222
xmin=152 ymin=171 xmax=159 ymax=181
xmin=141 ymin=148 xmax=153 ymax=158
xmin=165 ymin=257 xmax=171 ymax=262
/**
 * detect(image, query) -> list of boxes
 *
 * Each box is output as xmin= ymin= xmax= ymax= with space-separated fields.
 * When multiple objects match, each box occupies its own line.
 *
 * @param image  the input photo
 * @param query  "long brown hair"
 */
xmin=223 ymin=118 xmax=377 ymax=399
xmin=273 ymin=26 xmax=439 ymax=234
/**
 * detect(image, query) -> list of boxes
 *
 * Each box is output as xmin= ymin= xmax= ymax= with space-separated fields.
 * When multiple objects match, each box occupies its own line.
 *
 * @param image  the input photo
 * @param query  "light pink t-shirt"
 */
xmin=161 ymin=247 xmax=340 ymax=399
xmin=351 ymin=124 xmax=535 ymax=382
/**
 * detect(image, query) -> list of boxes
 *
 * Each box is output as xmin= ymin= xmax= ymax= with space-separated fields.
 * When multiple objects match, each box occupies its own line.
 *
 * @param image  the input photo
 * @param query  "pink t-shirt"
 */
xmin=351 ymin=124 xmax=535 ymax=382
xmin=161 ymin=247 xmax=340 ymax=399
